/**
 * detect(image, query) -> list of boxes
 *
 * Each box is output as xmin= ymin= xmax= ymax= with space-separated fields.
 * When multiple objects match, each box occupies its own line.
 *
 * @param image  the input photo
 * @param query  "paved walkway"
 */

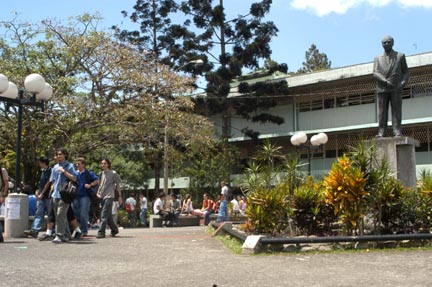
xmin=1 ymin=226 xmax=432 ymax=287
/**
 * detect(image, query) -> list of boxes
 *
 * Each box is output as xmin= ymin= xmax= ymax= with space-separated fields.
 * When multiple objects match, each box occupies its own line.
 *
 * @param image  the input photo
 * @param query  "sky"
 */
xmin=0 ymin=0 xmax=432 ymax=72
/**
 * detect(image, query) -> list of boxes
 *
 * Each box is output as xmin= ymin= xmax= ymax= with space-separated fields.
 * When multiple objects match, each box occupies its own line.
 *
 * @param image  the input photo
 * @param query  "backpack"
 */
xmin=125 ymin=202 xmax=132 ymax=213
xmin=59 ymin=179 xmax=78 ymax=204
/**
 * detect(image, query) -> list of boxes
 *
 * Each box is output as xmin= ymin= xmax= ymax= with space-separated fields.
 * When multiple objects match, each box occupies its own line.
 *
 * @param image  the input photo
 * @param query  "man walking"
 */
xmin=96 ymin=158 xmax=122 ymax=238
xmin=24 ymin=157 xmax=52 ymax=238
xmin=217 ymin=181 xmax=229 ymax=222
xmin=73 ymin=157 xmax=98 ymax=236
xmin=50 ymin=148 xmax=77 ymax=244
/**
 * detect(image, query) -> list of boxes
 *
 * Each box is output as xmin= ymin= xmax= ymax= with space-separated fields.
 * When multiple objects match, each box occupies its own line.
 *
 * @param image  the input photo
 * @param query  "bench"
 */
xmin=209 ymin=213 xmax=248 ymax=222
xmin=149 ymin=214 xmax=200 ymax=228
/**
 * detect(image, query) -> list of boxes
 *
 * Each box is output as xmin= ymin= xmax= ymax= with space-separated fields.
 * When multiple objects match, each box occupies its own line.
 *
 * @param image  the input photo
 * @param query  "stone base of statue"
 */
xmin=372 ymin=136 xmax=419 ymax=190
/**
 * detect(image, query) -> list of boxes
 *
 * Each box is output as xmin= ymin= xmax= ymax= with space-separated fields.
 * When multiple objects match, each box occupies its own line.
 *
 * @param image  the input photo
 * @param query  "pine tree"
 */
xmin=119 ymin=0 xmax=279 ymax=139
xmin=178 ymin=0 xmax=279 ymax=138
xmin=297 ymin=44 xmax=331 ymax=74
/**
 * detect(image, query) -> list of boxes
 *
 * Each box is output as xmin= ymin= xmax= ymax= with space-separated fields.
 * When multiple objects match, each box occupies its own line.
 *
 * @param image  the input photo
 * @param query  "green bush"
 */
xmin=292 ymin=177 xmax=335 ymax=235
xmin=246 ymin=183 xmax=290 ymax=236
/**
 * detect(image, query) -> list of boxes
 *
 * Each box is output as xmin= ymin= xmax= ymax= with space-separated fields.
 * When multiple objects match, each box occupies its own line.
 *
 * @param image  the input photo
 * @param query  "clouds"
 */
xmin=290 ymin=0 xmax=432 ymax=16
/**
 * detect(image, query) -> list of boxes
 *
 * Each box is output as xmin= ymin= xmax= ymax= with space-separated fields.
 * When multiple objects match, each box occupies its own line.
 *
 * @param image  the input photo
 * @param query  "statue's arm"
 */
xmin=400 ymin=54 xmax=409 ymax=87
xmin=372 ymin=57 xmax=388 ymax=84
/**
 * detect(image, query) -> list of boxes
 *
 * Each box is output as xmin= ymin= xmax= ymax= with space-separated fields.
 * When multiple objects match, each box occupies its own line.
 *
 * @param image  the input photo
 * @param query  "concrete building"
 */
xmin=206 ymin=52 xmax=432 ymax=176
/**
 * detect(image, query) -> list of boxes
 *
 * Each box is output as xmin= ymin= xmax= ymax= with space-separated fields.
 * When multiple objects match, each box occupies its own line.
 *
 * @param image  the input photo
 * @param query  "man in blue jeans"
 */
xmin=96 ymin=158 xmax=122 ymax=238
xmin=24 ymin=157 xmax=52 ymax=238
xmin=218 ymin=181 xmax=229 ymax=222
xmin=73 ymin=157 xmax=98 ymax=237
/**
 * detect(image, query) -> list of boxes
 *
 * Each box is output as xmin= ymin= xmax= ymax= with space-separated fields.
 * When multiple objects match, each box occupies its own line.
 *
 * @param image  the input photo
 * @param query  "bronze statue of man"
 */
xmin=373 ymin=35 xmax=409 ymax=137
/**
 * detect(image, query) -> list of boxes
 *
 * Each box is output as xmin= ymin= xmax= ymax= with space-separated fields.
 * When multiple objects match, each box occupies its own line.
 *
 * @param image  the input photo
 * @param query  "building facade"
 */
xmin=209 ymin=52 xmax=432 ymax=176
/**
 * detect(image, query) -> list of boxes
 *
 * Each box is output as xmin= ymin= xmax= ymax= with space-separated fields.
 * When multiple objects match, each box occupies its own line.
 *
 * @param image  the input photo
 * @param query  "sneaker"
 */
xmin=24 ymin=229 xmax=38 ymax=238
xmin=110 ymin=231 xmax=119 ymax=237
xmin=38 ymin=233 xmax=53 ymax=241
xmin=96 ymin=234 xmax=105 ymax=239
xmin=52 ymin=236 xmax=62 ymax=244
xmin=73 ymin=231 xmax=82 ymax=240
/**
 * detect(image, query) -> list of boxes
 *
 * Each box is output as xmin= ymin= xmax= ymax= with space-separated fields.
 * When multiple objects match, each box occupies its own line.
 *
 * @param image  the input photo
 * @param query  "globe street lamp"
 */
xmin=0 ymin=73 xmax=53 ymax=193
xmin=291 ymin=132 xmax=328 ymax=175
xmin=163 ymin=59 xmax=203 ymax=194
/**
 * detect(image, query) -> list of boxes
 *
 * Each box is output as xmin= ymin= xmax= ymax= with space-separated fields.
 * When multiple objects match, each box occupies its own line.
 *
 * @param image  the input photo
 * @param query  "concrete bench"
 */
xmin=149 ymin=214 xmax=200 ymax=228
xmin=209 ymin=213 xmax=248 ymax=222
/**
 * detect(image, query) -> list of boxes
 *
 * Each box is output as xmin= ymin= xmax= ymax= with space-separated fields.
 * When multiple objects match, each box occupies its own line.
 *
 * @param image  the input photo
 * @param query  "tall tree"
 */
xmin=178 ymin=0 xmax=278 ymax=138
xmin=297 ymin=44 xmax=331 ymax=74
xmin=0 ymin=14 xmax=211 ymax=188
xmin=114 ymin=0 xmax=205 ymax=192
xmin=119 ymin=1 xmax=279 ymax=137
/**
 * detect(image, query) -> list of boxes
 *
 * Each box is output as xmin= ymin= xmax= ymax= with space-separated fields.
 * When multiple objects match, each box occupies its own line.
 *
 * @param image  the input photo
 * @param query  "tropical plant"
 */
xmin=323 ymin=156 xmax=368 ymax=235
xmin=291 ymin=177 xmax=335 ymax=235
xmin=245 ymin=183 xmax=290 ymax=235
xmin=282 ymin=153 xmax=306 ymax=195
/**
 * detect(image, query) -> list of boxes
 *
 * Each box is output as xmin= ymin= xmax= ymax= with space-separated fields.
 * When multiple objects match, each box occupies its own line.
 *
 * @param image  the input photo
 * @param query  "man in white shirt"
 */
xmin=139 ymin=193 xmax=148 ymax=226
xmin=218 ymin=181 xmax=229 ymax=222
xmin=153 ymin=192 xmax=173 ymax=227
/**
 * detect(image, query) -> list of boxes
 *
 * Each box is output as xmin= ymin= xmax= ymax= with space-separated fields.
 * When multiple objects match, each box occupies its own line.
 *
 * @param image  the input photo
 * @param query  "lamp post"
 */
xmin=163 ymin=59 xmax=203 ymax=194
xmin=0 ymin=73 xmax=53 ymax=193
xmin=291 ymin=132 xmax=328 ymax=175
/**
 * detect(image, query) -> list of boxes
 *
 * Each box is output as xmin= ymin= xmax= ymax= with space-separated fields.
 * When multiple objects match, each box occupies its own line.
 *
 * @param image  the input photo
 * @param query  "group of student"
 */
xmin=153 ymin=192 xmax=219 ymax=227
xmin=0 ymin=148 xmax=123 ymax=244
xmin=152 ymin=188 xmax=247 ymax=227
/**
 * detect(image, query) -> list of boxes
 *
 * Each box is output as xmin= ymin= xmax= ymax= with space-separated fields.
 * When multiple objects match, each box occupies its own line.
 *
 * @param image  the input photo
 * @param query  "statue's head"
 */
xmin=381 ymin=35 xmax=394 ymax=52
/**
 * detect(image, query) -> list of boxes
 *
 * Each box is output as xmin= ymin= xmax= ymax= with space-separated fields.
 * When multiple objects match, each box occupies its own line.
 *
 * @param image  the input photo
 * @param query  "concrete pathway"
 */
xmin=1 ymin=226 xmax=432 ymax=287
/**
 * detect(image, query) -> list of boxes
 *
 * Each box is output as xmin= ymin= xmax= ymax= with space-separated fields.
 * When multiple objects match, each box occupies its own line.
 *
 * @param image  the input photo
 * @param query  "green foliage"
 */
xmin=119 ymin=1 xmax=284 ymax=139
xmin=0 ymin=15 xmax=211 ymax=189
xmin=292 ymin=177 xmax=335 ymax=235
xmin=182 ymin=139 xmax=239 ymax=201
xmin=296 ymin=44 xmax=331 ymax=74
xmin=118 ymin=209 xmax=129 ymax=228
xmin=282 ymin=153 xmax=306 ymax=195
xmin=246 ymin=183 xmax=290 ymax=235
xmin=324 ymin=156 xmax=368 ymax=234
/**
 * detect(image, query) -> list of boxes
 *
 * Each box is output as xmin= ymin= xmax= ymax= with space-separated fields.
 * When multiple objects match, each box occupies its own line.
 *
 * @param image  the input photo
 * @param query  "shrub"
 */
xmin=245 ymin=183 xmax=290 ymax=235
xmin=323 ymin=156 xmax=368 ymax=235
xmin=291 ymin=177 xmax=333 ymax=235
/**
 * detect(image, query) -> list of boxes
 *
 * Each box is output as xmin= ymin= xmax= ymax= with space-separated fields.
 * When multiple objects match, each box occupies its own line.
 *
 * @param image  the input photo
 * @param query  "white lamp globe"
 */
xmin=0 ymin=74 xmax=9 ymax=94
xmin=2 ymin=82 xmax=19 ymax=99
xmin=24 ymin=73 xmax=46 ymax=94
xmin=291 ymin=132 xmax=307 ymax=146
xmin=311 ymin=135 xmax=320 ymax=146
xmin=37 ymin=83 xmax=53 ymax=100
xmin=317 ymin=132 xmax=328 ymax=145
xmin=290 ymin=134 xmax=299 ymax=145
xmin=296 ymin=132 xmax=307 ymax=144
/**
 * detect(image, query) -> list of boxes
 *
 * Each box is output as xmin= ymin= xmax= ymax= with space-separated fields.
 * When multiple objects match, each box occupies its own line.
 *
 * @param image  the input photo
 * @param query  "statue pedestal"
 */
xmin=373 ymin=137 xmax=419 ymax=189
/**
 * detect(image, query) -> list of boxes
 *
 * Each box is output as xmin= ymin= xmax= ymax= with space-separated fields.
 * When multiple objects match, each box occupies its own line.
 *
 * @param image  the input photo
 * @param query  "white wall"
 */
xmin=229 ymin=103 xmax=295 ymax=138
xmin=298 ymin=103 xmax=376 ymax=131
xmin=403 ymin=96 xmax=432 ymax=119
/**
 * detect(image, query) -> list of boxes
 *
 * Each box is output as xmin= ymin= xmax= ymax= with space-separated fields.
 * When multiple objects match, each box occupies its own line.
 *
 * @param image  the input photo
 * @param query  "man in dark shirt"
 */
xmin=24 ymin=157 xmax=52 ymax=238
